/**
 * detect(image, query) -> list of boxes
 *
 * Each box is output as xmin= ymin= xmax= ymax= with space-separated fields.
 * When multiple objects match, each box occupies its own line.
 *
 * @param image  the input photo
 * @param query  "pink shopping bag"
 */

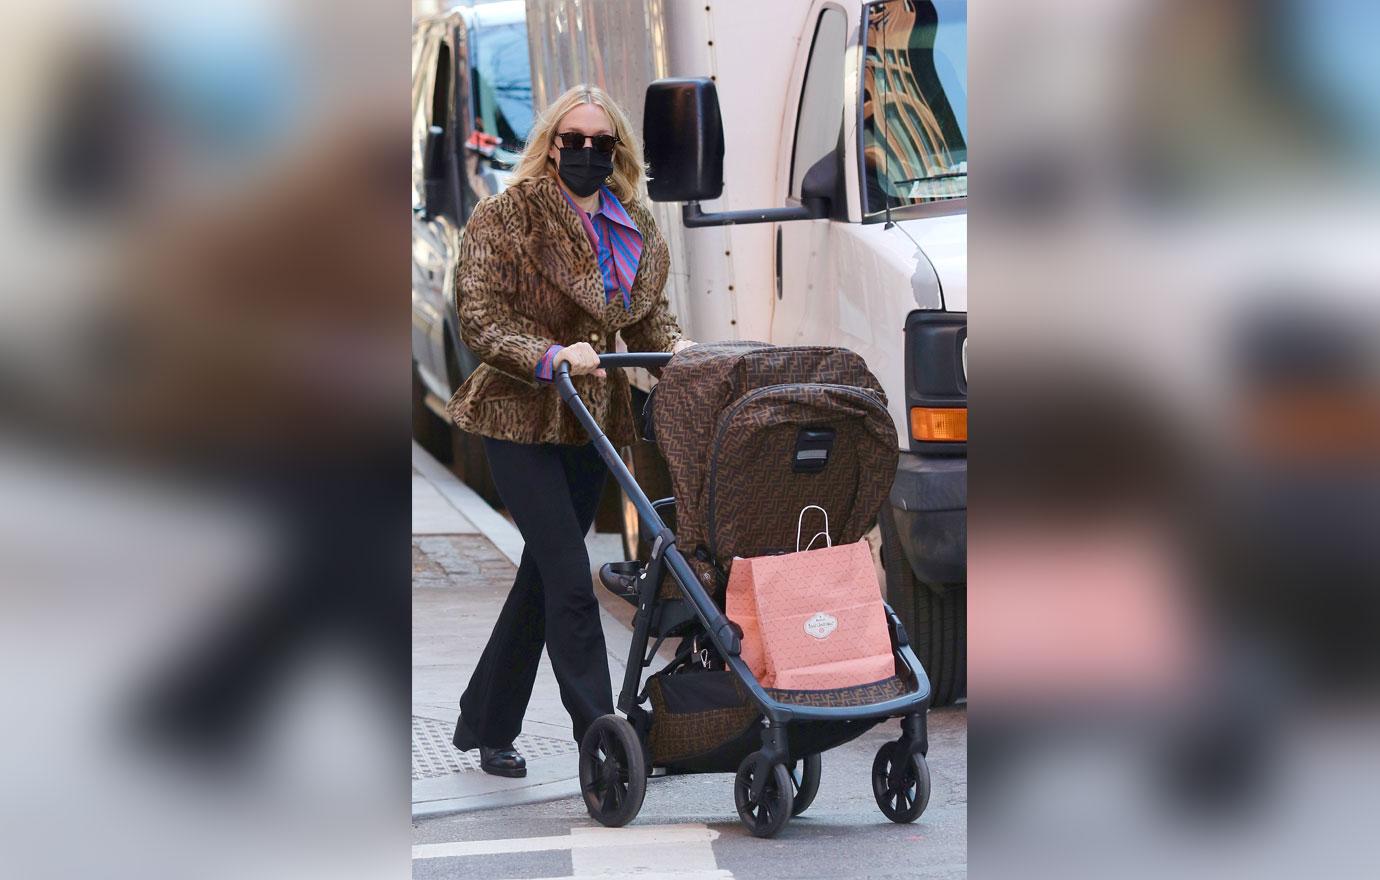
xmin=726 ymin=506 xmax=895 ymax=691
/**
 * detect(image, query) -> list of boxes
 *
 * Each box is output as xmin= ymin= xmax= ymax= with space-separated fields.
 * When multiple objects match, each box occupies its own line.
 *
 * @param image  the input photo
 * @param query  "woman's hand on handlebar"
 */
xmin=673 ymin=339 xmax=698 ymax=354
xmin=554 ymin=342 xmax=605 ymax=378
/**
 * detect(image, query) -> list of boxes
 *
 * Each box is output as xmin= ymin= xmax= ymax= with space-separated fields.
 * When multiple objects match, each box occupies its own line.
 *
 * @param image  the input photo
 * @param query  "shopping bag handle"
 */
xmin=796 ymin=505 xmax=832 ymax=552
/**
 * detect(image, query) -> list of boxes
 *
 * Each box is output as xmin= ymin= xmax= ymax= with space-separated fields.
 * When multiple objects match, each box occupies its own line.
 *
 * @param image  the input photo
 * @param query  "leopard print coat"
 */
xmin=446 ymin=175 xmax=683 ymax=446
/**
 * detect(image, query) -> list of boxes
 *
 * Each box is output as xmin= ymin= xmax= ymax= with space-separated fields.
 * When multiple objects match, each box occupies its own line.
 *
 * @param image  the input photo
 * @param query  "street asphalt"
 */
xmin=413 ymin=705 xmax=967 ymax=880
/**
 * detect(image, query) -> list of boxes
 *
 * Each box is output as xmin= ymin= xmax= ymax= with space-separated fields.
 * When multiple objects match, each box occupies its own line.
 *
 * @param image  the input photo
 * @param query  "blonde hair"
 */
xmin=511 ymin=85 xmax=647 ymax=206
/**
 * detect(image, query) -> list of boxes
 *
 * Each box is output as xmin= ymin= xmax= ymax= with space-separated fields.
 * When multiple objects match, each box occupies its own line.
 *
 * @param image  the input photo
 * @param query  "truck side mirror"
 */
xmin=643 ymin=78 xmax=724 ymax=202
xmin=800 ymin=152 xmax=840 ymax=214
xmin=643 ymin=77 xmax=826 ymax=228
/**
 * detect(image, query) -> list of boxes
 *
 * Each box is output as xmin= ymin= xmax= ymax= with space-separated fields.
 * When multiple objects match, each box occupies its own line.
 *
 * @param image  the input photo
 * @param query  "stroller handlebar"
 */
xmin=554 ymin=352 xmax=672 ymax=401
xmin=557 ymin=352 xmax=674 ymax=373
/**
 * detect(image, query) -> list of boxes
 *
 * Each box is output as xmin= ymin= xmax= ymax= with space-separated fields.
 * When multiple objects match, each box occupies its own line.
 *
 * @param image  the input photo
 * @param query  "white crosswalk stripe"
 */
xmin=412 ymin=823 xmax=732 ymax=879
xmin=570 ymin=825 xmax=725 ymax=877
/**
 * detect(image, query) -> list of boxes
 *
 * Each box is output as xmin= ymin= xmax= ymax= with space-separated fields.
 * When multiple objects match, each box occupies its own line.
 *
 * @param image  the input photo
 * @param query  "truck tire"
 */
xmin=879 ymin=505 xmax=966 ymax=706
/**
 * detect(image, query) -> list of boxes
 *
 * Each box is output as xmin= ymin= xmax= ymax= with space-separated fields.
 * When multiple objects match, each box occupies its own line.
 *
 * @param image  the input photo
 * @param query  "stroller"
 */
xmin=556 ymin=342 xmax=932 ymax=838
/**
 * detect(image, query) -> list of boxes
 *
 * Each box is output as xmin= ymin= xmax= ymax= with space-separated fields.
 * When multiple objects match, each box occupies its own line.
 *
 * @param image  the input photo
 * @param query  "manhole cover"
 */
xmin=411 ymin=715 xmax=580 ymax=780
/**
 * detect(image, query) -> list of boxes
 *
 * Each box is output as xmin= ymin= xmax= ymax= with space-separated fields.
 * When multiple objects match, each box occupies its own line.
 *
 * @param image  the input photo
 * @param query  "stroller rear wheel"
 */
xmin=735 ymin=752 xmax=794 ymax=838
xmin=579 ymin=715 xmax=646 ymax=828
xmin=788 ymin=754 xmax=822 ymax=816
xmin=871 ymin=741 xmax=931 ymax=823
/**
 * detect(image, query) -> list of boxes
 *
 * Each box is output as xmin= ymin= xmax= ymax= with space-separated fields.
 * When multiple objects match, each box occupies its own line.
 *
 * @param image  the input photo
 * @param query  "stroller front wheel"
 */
xmin=579 ymin=715 xmax=647 ymax=827
xmin=788 ymin=754 xmax=822 ymax=816
xmin=735 ymin=752 xmax=794 ymax=838
xmin=871 ymin=741 xmax=931 ymax=823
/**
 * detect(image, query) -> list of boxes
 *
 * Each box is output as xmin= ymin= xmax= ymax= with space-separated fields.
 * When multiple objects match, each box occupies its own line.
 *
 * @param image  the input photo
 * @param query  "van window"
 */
xmin=432 ymin=42 xmax=452 ymax=133
xmin=861 ymin=0 xmax=967 ymax=213
xmin=790 ymin=8 xmax=848 ymax=198
xmin=469 ymin=21 xmax=533 ymax=149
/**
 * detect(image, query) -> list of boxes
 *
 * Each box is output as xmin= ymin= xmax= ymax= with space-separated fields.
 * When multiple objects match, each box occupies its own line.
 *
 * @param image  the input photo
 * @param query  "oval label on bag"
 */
xmin=804 ymin=612 xmax=838 ymax=639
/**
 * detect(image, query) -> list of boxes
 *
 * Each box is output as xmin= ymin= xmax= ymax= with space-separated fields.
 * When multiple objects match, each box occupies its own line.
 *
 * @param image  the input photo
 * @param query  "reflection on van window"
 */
xmin=471 ymin=21 xmax=533 ymax=151
xmin=862 ymin=0 xmax=967 ymax=212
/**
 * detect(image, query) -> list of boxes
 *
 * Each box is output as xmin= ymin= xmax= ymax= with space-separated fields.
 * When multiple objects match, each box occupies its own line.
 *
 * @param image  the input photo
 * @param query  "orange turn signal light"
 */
xmin=910 ymin=407 xmax=968 ymax=442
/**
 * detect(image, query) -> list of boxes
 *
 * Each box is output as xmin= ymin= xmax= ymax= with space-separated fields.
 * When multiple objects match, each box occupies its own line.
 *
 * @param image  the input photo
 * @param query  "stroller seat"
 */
xmin=646 ymin=343 xmax=898 ymax=599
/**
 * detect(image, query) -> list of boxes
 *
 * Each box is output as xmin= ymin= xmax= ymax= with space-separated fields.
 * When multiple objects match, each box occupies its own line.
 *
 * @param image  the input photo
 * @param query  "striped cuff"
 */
xmin=535 ymin=344 xmax=564 ymax=382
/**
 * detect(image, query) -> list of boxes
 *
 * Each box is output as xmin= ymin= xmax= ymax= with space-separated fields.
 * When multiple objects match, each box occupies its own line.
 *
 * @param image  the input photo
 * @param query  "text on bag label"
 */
xmin=804 ymin=612 xmax=838 ymax=639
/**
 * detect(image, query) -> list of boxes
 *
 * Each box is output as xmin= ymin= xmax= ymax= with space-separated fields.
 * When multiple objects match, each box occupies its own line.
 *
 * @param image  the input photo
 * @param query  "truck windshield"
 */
xmin=861 ymin=0 xmax=967 ymax=213
xmin=471 ymin=21 xmax=533 ymax=155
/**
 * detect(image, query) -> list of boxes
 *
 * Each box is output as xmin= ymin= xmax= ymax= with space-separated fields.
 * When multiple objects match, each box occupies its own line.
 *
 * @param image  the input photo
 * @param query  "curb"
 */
xmin=412 ymin=442 xmax=523 ymax=567
xmin=412 ymin=772 xmax=583 ymax=820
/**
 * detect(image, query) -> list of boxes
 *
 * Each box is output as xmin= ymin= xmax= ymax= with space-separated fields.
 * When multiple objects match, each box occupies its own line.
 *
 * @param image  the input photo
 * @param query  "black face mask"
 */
xmin=557 ymin=147 xmax=614 ymax=198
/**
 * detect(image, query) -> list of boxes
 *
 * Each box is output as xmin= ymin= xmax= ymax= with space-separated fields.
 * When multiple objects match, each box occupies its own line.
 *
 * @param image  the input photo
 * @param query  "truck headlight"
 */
xmin=904 ymin=310 xmax=968 ymax=452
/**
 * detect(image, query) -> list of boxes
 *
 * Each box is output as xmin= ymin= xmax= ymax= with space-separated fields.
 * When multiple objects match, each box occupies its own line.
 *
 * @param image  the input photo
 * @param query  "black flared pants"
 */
xmin=459 ymin=438 xmax=613 ymax=746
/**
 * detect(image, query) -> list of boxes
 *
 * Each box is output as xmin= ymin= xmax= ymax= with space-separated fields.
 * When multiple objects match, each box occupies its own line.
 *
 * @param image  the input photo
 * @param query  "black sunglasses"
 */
xmin=555 ymin=131 xmax=620 ymax=154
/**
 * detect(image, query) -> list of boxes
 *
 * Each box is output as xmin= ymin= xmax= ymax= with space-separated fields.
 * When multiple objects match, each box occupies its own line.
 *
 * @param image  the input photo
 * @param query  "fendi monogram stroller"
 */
xmin=557 ymin=342 xmax=932 ymax=838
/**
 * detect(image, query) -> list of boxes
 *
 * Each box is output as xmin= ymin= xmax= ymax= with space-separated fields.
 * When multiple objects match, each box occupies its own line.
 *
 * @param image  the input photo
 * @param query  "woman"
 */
xmin=446 ymin=85 xmax=695 ymax=777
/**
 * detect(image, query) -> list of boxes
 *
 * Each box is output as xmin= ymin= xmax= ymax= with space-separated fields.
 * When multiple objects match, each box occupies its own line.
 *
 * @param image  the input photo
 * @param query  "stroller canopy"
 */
xmin=649 ymin=342 xmax=899 ymax=595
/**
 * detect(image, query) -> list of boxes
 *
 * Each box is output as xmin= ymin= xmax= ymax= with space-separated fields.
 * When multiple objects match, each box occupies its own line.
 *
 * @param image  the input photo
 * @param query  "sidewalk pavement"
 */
xmin=411 ymin=442 xmax=634 ymax=819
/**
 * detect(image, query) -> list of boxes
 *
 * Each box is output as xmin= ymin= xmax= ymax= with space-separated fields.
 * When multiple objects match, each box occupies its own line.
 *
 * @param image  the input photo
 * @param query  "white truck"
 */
xmin=524 ymin=0 xmax=968 ymax=704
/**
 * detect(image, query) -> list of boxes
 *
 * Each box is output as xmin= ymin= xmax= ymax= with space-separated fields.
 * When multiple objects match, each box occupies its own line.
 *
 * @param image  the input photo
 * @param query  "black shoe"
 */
xmin=453 ymin=716 xmax=527 ymax=778
xmin=477 ymin=744 xmax=526 ymax=778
